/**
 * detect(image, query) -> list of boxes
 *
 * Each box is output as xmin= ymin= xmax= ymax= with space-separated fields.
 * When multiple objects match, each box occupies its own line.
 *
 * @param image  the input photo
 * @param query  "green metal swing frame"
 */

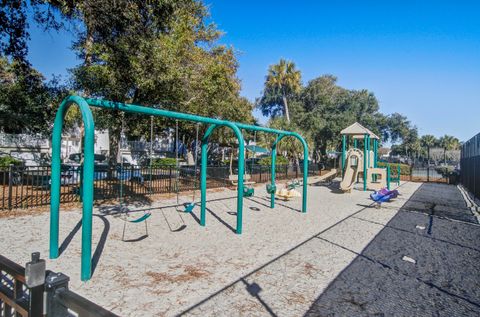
xmin=49 ymin=95 xmax=309 ymax=281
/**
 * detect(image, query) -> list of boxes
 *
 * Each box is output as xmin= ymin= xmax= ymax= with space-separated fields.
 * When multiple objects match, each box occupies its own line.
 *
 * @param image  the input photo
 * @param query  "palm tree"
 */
xmin=420 ymin=134 xmax=437 ymax=164
xmin=265 ymin=59 xmax=301 ymax=122
xmin=439 ymin=135 xmax=460 ymax=164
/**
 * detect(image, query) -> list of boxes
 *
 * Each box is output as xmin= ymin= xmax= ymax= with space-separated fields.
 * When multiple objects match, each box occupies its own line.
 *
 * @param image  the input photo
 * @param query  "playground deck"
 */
xmin=1 ymin=179 xmax=479 ymax=316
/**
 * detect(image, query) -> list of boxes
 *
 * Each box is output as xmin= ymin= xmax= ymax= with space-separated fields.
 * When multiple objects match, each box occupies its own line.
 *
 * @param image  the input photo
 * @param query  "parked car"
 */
xmin=61 ymin=153 xmax=109 ymax=184
xmin=115 ymin=164 xmax=144 ymax=183
xmin=67 ymin=153 xmax=107 ymax=164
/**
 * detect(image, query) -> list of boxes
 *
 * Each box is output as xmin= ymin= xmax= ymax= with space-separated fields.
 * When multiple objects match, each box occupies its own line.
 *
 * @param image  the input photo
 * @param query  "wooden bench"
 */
xmin=228 ymin=174 xmax=256 ymax=186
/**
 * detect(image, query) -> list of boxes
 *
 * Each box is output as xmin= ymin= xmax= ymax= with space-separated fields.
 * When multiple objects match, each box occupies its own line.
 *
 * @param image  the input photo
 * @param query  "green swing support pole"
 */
xmin=270 ymin=139 xmax=277 ymax=209
xmin=387 ymin=165 xmax=391 ymax=190
xmin=50 ymin=96 xmax=95 ymax=281
xmin=269 ymin=133 xmax=308 ymax=212
xmin=341 ymin=135 xmax=346 ymax=177
xmin=200 ymin=124 xmax=245 ymax=234
xmin=363 ymin=133 xmax=368 ymax=191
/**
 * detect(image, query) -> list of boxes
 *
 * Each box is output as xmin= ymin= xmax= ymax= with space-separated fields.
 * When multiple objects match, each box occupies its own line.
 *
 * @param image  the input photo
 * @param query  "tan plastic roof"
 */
xmin=340 ymin=122 xmax=380 ymax=139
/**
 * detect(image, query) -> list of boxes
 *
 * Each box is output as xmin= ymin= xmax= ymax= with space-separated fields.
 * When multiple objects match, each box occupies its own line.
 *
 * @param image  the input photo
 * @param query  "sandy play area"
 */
xmin=0 ymin=178 xmax=415 ymax=316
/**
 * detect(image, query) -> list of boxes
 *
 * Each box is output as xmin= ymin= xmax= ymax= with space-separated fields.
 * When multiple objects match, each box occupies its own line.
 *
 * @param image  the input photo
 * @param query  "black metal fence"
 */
xmin=0 ymin=163 xmax=322 ymax=210
xmin=0 ymin=252 xmax=117 ymax=316
xmin=461 ymin=133 xmax=480 ymax=199
xmin=410 ymin=166 xmax=449 ymax=183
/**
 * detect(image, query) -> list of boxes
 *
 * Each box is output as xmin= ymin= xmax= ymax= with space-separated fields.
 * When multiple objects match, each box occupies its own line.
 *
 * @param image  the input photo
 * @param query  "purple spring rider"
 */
xmin=370 ymin=188 xmax=399 ymax=207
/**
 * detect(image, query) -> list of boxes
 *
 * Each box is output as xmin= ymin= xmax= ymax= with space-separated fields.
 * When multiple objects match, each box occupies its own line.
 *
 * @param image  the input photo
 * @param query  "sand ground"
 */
xmin=0 ymin=178 xmax=417 ymax=316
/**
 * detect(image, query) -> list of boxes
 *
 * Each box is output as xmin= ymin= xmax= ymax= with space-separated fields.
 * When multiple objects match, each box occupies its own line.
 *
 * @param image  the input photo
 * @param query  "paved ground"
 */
xmin=305 ymin=183 xmax=480 ymax=317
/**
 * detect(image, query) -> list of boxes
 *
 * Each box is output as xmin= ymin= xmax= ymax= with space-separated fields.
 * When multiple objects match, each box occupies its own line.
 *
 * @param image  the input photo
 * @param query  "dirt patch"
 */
xmin=146 ymin=266 xmax=210 ymax=284
xmin=302 ymin=262 xmax=320 ymax=278
xmin=288 ymin=291 xmax=308 ymax=305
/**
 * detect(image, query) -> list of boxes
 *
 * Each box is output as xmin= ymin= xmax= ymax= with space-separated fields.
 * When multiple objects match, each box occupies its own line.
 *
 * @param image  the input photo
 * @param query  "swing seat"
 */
xmin=266 ymin=184 xmax=276 ymax=194
xmin=287 ymin=180 xmax=301 ymax=190
xmin=184 ymin=203 xmax=195 ymax=213
xmin=122 ymin=211 xmax=151 ymax=241
xmin=128 ymin=212 xmax=152 ymax=223
xmin=276 ymin=188 xmax=301 ymax=200
xmin=243 ymin=187 xmax=255 ymax=197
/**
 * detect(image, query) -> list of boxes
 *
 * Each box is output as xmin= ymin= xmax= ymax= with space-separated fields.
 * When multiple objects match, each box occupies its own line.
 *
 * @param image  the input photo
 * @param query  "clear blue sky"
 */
xmin=27 ymin=1 xmax=480 ymax=141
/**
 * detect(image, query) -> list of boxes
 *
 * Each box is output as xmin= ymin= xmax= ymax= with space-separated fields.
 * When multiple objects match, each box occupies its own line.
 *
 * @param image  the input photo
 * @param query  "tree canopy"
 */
xmin=0 ymin=1 xmax=461 ymax=165
xmin=0 ymin=57 xmax=65 ymax=134
xmin=0 ymin=0 xmax=253 ymax=163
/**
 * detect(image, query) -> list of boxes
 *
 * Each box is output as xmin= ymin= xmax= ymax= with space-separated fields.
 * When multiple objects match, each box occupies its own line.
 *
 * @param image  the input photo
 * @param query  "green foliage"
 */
xmin=0 ymin=0 xmax=70 ymax=63
xmin=420 ymin=135 xmax=437 ymax=148
xmin=150 ymin=158 xmax=177 ymax=167
xmin=258 ymin=156 xmax=289 ymax=166
xmin=0 ymin=1 xmax=29 ymax=62
xmin=0 ymin=58 xmax=66 ymax=134
xmin=435 ymin=166 xmax=455 ymax=176
xmin=287 ymin=75 xmax=386 ymax=156
xmin=0 ymin=156 xmax=21 ymax=168
xmin=69 ymin=0 xmax=253 ymax=163
xmin=438 ymin=135 xmax=460 ymax=151
xmin=377 ymin=162 xmax=411 ymax=176
xmin=257 ymin=59 xmax=301 ymax=122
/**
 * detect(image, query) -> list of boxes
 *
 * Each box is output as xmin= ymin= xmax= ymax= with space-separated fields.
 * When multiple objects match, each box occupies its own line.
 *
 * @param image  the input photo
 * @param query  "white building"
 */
xmin=0 ymin=129 xmax=110 ymax=165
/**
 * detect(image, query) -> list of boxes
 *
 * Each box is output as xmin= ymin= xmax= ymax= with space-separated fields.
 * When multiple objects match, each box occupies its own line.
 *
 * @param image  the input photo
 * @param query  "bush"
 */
xmin=377 ymin=162 xmax=411 ymax=176
xmin=0 ymin=156 xmax=21 ymax=168
xmin=435 ymin=166 xmax=455 ymax=177
xmin=258 ymin=156 xmax=289 ymax=166
xmin=150 ymin=158 xmax=177 ymax=167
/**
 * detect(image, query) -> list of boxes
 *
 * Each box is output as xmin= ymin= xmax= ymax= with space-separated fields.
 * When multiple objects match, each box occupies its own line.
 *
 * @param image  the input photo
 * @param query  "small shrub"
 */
xmin=258 ymin=156 xmax=289 ymax=166
xmin=151 ymin=158 xmax=177 ymax=167
xmin=435 ymin=166 xmax=455 ymax=176
xmin=377 ymin=162 xmax=411 ymax=176
xmin=0 ymin=156 xmax=21 ymax=168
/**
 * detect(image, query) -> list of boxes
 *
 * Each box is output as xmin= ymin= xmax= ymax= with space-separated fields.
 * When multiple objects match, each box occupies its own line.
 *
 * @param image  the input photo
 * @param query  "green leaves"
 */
xmin=257 ymin=59 xmax=302 ymax=121
xmin=438 ymin=135 xmax=460 ymax=151
xmin=0 ymin=57 xmax=66 ymax=134
xmin=65 ymin=0 xmax=253 ymax=161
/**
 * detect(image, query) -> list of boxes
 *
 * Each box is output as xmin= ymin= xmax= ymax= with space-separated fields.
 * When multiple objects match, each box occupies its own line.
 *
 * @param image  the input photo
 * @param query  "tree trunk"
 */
xmin=109 ymin=126 xmax=121 ymax=166
xmin=294 ymin=153 xmax=300 ymax=174
xmin=282 ymin=95 xmax=290 ymax=123
xmin=79 ymin=27 xmax=93 ymax=164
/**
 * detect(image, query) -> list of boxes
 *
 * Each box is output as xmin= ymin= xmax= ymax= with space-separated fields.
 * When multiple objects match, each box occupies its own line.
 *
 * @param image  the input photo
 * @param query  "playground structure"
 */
xmin=49 ymin=95 xmax=309 ymax=281
xmin=339 ymin=122 xmax=390 ymax=192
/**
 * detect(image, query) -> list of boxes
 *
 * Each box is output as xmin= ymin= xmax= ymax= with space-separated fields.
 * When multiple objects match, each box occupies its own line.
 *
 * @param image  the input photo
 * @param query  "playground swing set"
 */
xmin=49 ymin=95 xmax=309 ymax=281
